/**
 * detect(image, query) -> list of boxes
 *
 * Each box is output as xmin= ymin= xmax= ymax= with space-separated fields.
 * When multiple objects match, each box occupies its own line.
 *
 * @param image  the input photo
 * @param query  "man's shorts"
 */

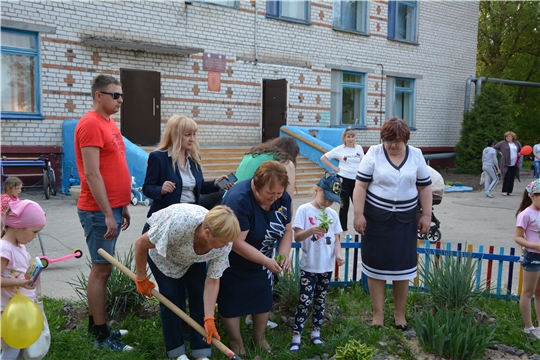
xmin=77 ymin=207 xmax=123 ymax=264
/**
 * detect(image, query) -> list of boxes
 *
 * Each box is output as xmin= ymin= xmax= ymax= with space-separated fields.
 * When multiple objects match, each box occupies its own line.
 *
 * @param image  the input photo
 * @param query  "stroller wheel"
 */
xmin=417 ymin=230 xmax=426 ymax=240
xmin=427 ymin=229 xmax=442 ymax=243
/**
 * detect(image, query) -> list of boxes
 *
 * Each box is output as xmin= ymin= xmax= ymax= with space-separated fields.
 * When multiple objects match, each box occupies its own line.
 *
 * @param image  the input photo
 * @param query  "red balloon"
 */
xmin=521 ymin=145 xmax=533 ymax=156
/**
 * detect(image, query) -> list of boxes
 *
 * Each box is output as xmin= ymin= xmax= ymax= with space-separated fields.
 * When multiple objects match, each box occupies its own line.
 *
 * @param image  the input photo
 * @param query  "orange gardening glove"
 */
xmin=204 ymin=316 xmax=220 ymax=344
xmin=135 ymin=277 xmax=155 ymax=298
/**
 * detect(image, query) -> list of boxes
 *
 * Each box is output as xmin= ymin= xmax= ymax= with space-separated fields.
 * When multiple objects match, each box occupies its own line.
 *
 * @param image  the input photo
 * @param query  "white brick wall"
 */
xmin=1 ymin=0 xmax=478 ymax=148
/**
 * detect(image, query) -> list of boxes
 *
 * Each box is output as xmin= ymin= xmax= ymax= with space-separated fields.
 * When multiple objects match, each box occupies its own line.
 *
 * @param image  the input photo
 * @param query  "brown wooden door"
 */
xmin=120 ymin=69 xmax=161 ymax=146
xmin=262 ymin=78 xmax=287 ymax=142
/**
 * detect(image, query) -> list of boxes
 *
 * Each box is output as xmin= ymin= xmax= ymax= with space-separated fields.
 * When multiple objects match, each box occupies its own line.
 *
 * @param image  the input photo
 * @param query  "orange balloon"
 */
xmin=1 ymin=293 xmax=43 ymax=349
xmin=521 ymin=145 xmax=533 ymax=156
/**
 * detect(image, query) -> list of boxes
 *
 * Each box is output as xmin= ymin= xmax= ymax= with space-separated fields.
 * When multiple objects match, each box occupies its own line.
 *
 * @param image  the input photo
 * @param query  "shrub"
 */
xmin=68 ymin=246 xmax=151 ymax=317
xmin=414 ymin=307 xmax=496 ymax=360
xmin=417 ymin=250 xmax=484 ymax=311
xmin=455 ymin=83 xmax=513 ymax=174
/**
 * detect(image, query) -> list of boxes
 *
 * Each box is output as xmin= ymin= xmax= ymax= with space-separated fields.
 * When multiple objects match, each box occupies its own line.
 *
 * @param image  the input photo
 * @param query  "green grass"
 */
xmin=43 ymin=285 xmax=540 ymax=359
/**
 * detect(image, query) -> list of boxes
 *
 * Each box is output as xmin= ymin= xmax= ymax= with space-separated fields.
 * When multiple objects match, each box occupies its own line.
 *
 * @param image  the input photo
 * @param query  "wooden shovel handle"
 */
xmin=97 ymin=248 xmax=242 ymax=360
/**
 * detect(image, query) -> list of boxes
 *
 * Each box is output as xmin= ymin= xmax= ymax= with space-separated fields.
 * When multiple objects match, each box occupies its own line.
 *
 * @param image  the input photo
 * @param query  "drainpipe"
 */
xmin=476 ymin=76 xmax=485 ymax=99
xmin=377 ymin=63 xmax=384 ymax=141
xmin=254 ymin=1 xmax=258 ymax=65
xmin=464 ymin=76 xmax=540 ymax=112
xmin=464 ymin=76 xmax=476 ymax=112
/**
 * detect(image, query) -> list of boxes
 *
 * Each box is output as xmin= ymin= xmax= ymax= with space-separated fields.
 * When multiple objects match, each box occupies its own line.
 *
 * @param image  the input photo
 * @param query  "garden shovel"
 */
xmin=97 ymin=248 xmax=243 ymax=360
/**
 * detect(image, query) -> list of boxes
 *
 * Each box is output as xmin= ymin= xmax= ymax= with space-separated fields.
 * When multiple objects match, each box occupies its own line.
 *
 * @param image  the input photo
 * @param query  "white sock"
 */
xmin=525 ymin=326 xmax=535 ymax=333
xmin=311 ymin=331 xmax=323 ymax=344
xmin=292 ymin=335 xmax=301 ymax=344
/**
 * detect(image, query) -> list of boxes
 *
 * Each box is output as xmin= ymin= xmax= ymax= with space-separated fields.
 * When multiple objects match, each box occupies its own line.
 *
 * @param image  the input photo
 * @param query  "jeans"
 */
xmin=147 ymin=256 xmax=210 ymax=358
xmin=533 ymin=161 xmax=540 ymax=179
xmin=77 ymin=207 xmax=123 ymax=263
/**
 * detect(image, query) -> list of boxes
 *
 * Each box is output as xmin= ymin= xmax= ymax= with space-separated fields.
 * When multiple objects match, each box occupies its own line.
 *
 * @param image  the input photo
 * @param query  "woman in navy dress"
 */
xmin=353 ymin=117 xmax=432 ymax=330
xmin=218 ymin=161 xmax=293 ymax=356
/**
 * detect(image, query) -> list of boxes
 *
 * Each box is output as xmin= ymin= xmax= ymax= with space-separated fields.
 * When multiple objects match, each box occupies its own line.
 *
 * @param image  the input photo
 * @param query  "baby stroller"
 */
xmin=417 ymin=166 xmax=444 ymax=243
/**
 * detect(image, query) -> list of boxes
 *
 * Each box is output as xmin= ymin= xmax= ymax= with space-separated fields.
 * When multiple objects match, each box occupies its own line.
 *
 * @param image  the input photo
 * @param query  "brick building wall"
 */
xmin=1 ymin=0 xmax=478 ymax=149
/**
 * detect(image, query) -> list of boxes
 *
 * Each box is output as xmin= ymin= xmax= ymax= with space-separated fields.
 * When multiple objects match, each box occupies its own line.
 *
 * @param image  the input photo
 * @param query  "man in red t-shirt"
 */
xmin=74 ymin=74 xmax=133 ymax=352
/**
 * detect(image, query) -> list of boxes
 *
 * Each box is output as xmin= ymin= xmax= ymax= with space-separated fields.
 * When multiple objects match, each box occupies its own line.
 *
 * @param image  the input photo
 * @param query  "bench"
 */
xmin=1 ymin=157 xmax=45 ymax=189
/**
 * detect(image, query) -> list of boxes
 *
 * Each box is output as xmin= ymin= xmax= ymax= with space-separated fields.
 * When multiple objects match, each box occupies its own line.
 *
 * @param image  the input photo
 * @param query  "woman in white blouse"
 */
xmin=494 ymin=131 xmax=523 ymax=196
xmin=320 ymin=127 xmax=364 ymax=237
xmin=353 ymin=117 xmax=432 ymax=330
xmin=134 ymin=204 xmax=240 ymax=360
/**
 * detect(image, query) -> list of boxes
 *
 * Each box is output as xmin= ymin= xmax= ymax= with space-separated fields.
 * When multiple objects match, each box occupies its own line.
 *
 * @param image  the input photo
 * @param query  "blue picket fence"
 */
xmin=280 ymin=234 xmax=523 ymax=299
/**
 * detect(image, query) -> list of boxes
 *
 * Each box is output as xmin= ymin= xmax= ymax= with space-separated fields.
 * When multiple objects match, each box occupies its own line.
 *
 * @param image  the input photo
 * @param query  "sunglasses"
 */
xmin=99 ymin=91 xmax=125 ymax=100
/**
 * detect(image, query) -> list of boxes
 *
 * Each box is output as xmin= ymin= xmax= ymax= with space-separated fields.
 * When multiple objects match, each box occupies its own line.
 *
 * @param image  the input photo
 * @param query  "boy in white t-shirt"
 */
xmin=288 ymin=173 xmax=345 ymax=354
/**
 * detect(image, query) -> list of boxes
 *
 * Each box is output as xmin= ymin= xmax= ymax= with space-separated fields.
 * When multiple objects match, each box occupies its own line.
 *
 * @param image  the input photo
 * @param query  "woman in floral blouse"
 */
xmin=134 ymin=204 xmax=240 ymax=360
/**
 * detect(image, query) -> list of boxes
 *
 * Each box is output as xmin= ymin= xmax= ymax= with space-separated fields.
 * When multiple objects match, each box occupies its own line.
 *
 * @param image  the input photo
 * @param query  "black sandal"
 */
xmin=310 ymin=337 xmax=324 ymax=345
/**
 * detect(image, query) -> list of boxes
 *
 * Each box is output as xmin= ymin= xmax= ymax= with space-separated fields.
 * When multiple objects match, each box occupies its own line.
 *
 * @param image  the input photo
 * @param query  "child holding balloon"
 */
xmin=1 ymin=200 xmax=46 ymax=359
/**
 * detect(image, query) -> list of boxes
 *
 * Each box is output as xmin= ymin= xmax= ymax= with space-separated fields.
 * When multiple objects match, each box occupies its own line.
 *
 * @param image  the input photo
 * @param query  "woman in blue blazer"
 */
xmin=143 ymin=115 xmax=228 ymax=223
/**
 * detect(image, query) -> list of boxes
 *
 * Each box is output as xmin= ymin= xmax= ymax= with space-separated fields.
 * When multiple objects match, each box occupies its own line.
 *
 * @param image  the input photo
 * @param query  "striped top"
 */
xmin=356 ymin=144 xmax=431 ymax=213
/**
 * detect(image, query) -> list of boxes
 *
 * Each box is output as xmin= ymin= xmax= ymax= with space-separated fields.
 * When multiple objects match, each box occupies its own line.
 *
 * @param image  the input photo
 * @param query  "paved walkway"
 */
xmin=19 ymin=175 xmax=532 ymax=300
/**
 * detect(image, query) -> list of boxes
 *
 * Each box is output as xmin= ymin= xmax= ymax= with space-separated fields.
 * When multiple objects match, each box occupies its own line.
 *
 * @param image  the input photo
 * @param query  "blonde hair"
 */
xmin=203 ymin=205 xmax=240 ymax=242
xmin=504 ymin=131 xmax=516 ymax=142
xmin=341 ymin=127 xmax=356 ymax=145
xmin=158 ymin=115 xmax=201 ymax=170
xmin=2 ymin=176 xmax=22 ymax=194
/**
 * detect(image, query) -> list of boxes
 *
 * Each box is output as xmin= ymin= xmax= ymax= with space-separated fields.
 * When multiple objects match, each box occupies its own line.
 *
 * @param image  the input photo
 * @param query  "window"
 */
xmin=201 ymin=0 xmax=237 ymax=8
xmin=266 ymin=1 xmax=309 ymax=24
xmin=333 ymin=0 xmax=368 ymax=34
xmin=1 ymin=28 xmax=42 ymax=119
xmin=393 ymin=78 xmax=415 ymax=127
xmin=331 ymin=70 xmax=366 ymax=126
xmin=388 ymin=0 xmax=418 ymax=43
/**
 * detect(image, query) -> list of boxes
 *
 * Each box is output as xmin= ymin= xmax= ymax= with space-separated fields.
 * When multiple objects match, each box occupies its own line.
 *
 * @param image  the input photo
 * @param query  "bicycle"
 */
xmin=39 ymin=154 xmax=57 ymax=199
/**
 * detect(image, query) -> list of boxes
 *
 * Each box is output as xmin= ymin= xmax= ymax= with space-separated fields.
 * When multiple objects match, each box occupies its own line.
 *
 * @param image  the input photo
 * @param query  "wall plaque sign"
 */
xmin=203 ymin=53 xmax=226 ymax=72
xmin=208 ymin=72 xmax=221 ymax=91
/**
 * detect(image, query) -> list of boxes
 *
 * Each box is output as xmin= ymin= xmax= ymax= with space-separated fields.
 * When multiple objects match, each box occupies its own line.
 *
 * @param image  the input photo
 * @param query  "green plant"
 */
xmin=417 ymin=250 xmax=484 ymax=310
xmin=273 ymin=269 xmax=300 ymax=313
xmin=315 ymin=207 xmax=334 ymax=230
xmin=334 ymin=339 xmax=375 ymax=360
xmin=275 ymin=253 xmax=287 ymax=264
xmin=68 ymin=246 xmax=151 ymax=317
xmin=414 ymin=307 xmax=496 ymax=360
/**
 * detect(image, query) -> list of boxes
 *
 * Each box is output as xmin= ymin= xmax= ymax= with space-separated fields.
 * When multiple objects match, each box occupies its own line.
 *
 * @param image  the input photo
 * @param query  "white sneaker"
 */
xmin=525 ymin=328 xmax=540 ymax=340
xmin=244 ymin=317 xmax=278 ymax=329
xmin=177 ymin=355 xmax=189 ymax=360
xmin=267 ymin=320 xmax=278 ymax=329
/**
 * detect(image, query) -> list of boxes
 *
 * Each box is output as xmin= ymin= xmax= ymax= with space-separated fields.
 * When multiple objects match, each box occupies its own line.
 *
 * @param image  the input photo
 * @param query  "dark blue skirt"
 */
xmin=361 ymin=203 xmax=417 ymax=281
xmin=217 ymin=262 xmax=273 ymax=318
